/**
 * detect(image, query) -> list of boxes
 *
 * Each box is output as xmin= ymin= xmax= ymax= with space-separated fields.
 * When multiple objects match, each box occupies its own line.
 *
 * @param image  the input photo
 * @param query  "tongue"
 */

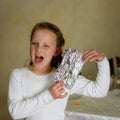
xmin=35 ymin=56 xmax=43 ymax=63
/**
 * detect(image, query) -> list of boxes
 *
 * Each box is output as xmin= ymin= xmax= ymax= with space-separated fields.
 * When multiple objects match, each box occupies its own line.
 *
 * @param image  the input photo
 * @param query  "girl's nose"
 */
xmin=37 ymin=45 xmax=41 ymax=52
xmin=37 ymin=45 xmax=42 ymax=52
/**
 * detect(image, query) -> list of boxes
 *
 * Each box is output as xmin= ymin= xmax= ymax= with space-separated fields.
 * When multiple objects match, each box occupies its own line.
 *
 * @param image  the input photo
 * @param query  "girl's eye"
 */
xmin=44 ymin=45 xmax=50 ymax=47
xmin=31 ymin=41 xmax=38 ymax=45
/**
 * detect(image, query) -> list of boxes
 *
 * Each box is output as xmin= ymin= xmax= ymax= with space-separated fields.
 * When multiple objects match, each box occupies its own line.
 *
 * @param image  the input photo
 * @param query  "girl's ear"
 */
xmin=54 ymin=48 xmax=62 ymax=57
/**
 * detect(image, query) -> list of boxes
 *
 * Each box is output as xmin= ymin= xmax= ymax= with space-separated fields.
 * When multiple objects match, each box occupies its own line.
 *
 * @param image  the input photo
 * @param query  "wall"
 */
xmin=0 ymin=0 xmax=120 ymax=119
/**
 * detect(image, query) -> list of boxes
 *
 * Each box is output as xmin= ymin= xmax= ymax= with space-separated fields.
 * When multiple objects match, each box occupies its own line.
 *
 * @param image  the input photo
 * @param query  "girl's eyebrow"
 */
xmin=31 ymin=40 xmax=37 ymax=42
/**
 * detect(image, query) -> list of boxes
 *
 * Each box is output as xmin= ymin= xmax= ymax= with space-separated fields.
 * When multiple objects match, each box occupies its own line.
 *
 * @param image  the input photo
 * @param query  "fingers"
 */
xmin=55 ymin=81 xmax=64 ymax=89
xmin=59 ymin=92 xmax=67 ymax=98
xmin=49 ymin=81 xmax=67 ymax=99
xmin=82 ymin=50 xmax=98 ymax=62
xmin=82 ymin=49 xmax=104 ymax=62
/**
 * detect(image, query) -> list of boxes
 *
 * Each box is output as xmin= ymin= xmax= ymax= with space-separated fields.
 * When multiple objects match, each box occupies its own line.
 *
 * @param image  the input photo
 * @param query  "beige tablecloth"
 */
xmin=66 ymin=89 xmax=120 ymax=119
xmin=65 ymin=111 xmax=120 ymax=120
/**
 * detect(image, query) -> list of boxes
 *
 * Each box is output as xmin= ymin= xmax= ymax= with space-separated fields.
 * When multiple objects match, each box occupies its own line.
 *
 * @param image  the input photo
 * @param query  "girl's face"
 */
xmin=30 ymin=29 xmax=58 ymax=69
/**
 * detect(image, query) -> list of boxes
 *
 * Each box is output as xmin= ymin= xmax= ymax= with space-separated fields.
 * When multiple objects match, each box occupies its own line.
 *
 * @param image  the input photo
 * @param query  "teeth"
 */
xmin=36 ymin=56 xmax=44 ymax=59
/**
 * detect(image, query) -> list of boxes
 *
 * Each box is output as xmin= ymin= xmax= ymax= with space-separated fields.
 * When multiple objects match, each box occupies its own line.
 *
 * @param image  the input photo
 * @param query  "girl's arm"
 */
xmin=70 ymin=50 xmax=110 ymax=97
xmin=8 ymin=69 xmax=54 ymax=119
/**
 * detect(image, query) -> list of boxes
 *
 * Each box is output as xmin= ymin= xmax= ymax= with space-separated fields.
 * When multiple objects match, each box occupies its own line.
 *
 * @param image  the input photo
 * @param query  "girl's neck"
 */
xmin=28 ymin=65 xmax=52 ymax=75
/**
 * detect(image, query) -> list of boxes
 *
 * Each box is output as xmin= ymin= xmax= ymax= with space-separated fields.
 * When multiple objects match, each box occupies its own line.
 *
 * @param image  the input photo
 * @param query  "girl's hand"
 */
xmin=49 ymin=81 xmax=67 ymax=99
xmin=82 ymin=49 xmax=104 ymax=62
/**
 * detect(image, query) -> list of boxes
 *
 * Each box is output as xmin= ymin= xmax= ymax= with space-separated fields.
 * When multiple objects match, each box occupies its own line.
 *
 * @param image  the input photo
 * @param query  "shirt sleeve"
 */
xmin=70 ymin=57 xmax=110 ymax=98
xmin=8 ymin=68 xmax=54 ymax=119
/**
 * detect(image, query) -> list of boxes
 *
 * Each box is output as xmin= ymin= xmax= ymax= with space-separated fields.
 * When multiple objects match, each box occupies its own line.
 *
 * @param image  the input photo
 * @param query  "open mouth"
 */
xmin=35 ymin=56 xmax=44 ymax=63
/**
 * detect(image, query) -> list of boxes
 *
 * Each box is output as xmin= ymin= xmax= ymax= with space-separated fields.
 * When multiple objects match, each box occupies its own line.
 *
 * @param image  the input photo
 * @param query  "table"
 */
xmin=66 ymin=89 xmax=120 ymax=119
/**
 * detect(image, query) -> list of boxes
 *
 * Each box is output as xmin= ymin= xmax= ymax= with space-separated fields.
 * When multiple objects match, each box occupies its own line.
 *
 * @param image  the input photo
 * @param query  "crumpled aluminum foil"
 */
xmin=54 ymin=48 xmax=84 ymax=91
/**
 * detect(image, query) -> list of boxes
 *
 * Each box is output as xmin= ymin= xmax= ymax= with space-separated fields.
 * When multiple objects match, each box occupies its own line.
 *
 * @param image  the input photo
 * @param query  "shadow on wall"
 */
xmin=0 ymin=95 xmax=12 ymax=120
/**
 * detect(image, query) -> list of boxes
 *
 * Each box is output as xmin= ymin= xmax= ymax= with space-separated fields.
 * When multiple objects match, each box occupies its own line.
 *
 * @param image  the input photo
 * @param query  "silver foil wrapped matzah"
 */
xmin=54 ymin=48 xmax=84 ymax=91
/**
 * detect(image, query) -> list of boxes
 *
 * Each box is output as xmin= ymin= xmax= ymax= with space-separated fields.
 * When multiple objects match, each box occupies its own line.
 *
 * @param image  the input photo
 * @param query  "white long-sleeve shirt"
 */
xmin=8 ymin=57 xmax=110 ymax=120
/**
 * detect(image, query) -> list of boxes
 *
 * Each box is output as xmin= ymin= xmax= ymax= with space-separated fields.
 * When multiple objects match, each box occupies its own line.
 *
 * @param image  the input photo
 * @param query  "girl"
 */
xmin=8 ymin=22 xmax=110 ymax=120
